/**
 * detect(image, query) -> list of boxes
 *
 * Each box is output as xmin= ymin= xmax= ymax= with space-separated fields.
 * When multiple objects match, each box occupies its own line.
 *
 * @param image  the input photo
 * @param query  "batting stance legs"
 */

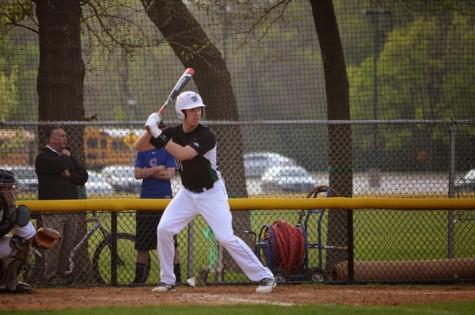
xmin=156 ymin=179 xmax=274 ymax=288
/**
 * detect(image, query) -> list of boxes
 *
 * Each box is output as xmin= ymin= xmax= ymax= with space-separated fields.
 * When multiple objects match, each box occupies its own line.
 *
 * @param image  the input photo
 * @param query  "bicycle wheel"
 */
xmin=92 ymin=233 xmax=136 ymax=285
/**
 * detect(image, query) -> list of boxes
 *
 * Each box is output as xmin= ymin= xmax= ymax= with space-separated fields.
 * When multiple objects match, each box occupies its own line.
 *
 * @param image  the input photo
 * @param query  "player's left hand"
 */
xmin=145 ymin=113 xmax=162 ymax=138
xmin=145 ymin=112 xmax=161 ymax=127
xmin=34 ymin=227 xmax=62 ymax=249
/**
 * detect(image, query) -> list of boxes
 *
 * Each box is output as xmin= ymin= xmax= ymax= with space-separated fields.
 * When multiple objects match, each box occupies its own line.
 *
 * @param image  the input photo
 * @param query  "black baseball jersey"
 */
xmin=163 ymin=124 xmax=220 ymax=190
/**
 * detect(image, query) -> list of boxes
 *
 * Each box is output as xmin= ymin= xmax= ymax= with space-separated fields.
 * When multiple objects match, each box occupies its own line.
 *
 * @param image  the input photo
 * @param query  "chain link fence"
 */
xmin=2 ymin=1 xmax=474 ymax=289
xmin=2 ymin=120 xmax=474 ymax=286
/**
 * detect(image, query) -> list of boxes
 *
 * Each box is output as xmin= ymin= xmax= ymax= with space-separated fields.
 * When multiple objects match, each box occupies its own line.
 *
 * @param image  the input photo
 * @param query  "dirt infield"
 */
xmin=1 ymin=285 xmax=475 ymax=310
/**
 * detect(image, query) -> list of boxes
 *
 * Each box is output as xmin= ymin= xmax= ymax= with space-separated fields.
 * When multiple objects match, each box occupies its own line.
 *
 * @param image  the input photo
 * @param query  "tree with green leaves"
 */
xmin=349 ymin=10 xmax=475 ymax=170
xmin=0 ymin=58 xmax=17 ymax=122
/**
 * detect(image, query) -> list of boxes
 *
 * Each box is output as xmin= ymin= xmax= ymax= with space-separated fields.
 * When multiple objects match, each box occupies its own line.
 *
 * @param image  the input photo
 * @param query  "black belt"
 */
xmin=187 ymin=183 xmax=214 ymax=193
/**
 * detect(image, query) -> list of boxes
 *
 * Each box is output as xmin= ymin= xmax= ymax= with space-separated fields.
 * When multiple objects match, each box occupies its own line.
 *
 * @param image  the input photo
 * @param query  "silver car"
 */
xmin=455 ymin=169 xmax=475 ymax=193
xmin=3 ymin=165 xmax=38 ymax=193
xmin=100 ymin=166 xmax=141 ymax=193
xmin=244 ymin=152 xmax=296 ymax=178
xmin=85 ymin=171 xmax=115 ymax=195
xmin=261 ymin=165 xmax=317 ymax=194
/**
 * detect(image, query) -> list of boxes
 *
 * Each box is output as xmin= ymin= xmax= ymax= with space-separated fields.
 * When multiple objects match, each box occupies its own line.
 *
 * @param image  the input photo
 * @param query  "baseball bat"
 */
xmin=158 ymin=68 xmax=195 ymax=115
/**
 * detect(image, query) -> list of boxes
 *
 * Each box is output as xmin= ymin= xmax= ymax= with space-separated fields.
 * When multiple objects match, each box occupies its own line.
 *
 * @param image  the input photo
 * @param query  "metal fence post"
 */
xmin=111 ymin=211 xmax=118 ymax=286
xmin=447 ymin=120 xmax=456 ymax=259
xmin=187 ymin=221 xmax=195 ymax=280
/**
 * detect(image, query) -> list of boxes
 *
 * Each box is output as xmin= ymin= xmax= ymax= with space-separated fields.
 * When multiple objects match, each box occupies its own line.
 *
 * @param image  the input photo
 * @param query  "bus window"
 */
xmin=112 ymin=139 xmax=129 ymax=152
xmin=87 ymin=137 xmax=98 ymax=148
xmin=101 ymin=138 xmax=107 ymax=150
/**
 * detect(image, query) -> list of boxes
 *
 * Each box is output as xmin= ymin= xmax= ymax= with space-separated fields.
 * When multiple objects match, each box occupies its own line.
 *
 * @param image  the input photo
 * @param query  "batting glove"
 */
xmin=145 ymin=113 xmax=162 ymax=138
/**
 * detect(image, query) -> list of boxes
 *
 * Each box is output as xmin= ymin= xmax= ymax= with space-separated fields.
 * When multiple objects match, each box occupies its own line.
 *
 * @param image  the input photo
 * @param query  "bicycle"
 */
xmin=21 ymin=212 xmax=136 ymax=285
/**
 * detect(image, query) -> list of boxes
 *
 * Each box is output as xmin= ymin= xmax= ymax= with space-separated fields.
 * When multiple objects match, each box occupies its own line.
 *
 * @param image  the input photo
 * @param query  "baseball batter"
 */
xmin=135 ymin=91 xmax=276 ymax=293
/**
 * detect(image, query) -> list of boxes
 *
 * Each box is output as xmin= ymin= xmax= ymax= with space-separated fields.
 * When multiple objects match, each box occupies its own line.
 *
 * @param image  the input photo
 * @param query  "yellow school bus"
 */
xmin=84 ymin=128 xmax=141 ymax=168
xmin=0 ymin=127 xmax=142 ymax=169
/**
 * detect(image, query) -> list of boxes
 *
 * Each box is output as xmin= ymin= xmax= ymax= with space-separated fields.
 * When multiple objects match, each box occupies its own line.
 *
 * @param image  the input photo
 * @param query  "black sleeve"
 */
xmin=35 ymin=151 xmax=69 ymax=175
xmin=68 ymin=156 xmax=89 ymax=186
xmin=190 ymin=129 xmax=216 ymax=156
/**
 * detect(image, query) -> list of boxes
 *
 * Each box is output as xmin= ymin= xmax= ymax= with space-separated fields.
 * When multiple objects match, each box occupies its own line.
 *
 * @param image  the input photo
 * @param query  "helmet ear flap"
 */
xmin=176 ymin=108 xmax=204 ymax=121
xmin=176 ymin=109 xmax=185 ymax=120
xmin=179 ymin=107 xmax=205 ymax=121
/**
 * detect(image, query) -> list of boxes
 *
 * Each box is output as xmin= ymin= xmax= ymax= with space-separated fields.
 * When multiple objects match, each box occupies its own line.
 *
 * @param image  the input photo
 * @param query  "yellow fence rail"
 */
xmin=18 ymin=197 xmax=475 ymax=212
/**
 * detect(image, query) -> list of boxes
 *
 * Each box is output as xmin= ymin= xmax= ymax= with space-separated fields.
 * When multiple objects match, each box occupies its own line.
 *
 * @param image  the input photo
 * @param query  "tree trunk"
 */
xmin=141 ymin=0 xmax=247 ymax=196
xmin=36 ymin=0 xmax=90 ymax=283
xmin=36 ymin=0 xmax=85 ymax=123
xmin=310 ymin=0 xmax=353 ymax=273
xmin=141 ymin=0 xmax=250 ymax=279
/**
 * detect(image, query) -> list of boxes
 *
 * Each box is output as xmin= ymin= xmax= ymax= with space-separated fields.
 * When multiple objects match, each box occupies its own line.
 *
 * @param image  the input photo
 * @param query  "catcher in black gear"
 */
xmin=0 ymin=169 xmax=61 ymax=293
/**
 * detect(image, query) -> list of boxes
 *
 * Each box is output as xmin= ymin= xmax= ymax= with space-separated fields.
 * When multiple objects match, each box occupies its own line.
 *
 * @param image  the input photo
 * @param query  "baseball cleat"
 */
xmin=186 ymin=277 xmax=196 ymax=287
xmin=255 ymin=277 xmax=276 ymax=293
xmin=152 ymin=282 xmax=175 ymax=292
xmin=0 ymin=282 xmax=34 ymax=293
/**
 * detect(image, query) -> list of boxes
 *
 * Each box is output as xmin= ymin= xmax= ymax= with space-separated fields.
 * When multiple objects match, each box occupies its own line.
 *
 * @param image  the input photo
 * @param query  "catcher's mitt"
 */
xmin=34 ymin=227 xmax=62 ymax=249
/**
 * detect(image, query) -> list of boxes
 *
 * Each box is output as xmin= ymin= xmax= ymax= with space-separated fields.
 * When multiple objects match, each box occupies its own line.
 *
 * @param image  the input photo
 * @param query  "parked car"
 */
xmin=3 ymin=165 xmax=38 ymax=193
xmin=100 ymin=165 xmax=141 ymax=193
xmin=85 ymin=171 xmax=115 ymax=195
xmin=455 ymin=169 xmax=475 ymax=192
xmin=244 ymin=152 xmax=296 ymax=178
xmin=261 ymin=165 xmax=316 ymax=193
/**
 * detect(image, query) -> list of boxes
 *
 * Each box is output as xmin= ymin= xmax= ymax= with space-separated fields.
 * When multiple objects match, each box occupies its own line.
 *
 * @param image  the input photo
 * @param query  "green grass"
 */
xmin=2 ymin=302 xmax=475 ymax=315
xmin=25 ymin=206 xmax=475 ymax=285
xmin=91 ymin=208 xmax=475 ymax=283
xmin=353 ymin=210 xmax=475 ymax=260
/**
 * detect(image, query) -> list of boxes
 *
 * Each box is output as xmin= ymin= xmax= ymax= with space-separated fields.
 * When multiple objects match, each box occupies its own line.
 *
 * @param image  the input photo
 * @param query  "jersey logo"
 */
xmin=149 ymin=158 xmax=158 ymax=167
xmin=193 ymin=142 xmax=200 ymax=148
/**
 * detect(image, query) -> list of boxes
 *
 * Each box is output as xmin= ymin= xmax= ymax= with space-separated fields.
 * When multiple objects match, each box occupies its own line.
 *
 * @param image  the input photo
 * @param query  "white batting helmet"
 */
xmin=175 ymin=91 xmax=206 ymax=120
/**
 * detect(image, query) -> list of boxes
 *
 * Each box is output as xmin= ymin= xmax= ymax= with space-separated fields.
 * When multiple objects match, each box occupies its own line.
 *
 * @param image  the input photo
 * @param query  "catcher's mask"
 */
xmin=0 ymin=169 xmax=18 ymax=207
